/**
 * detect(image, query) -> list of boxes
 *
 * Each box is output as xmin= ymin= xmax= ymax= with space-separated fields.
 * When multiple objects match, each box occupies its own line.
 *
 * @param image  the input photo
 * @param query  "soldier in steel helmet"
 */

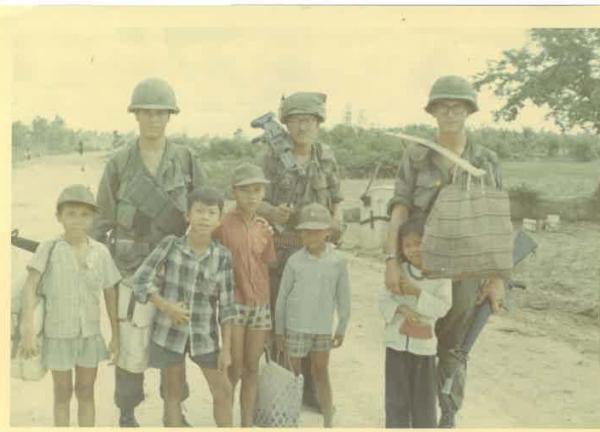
xmin=257 ymin=92 xmax=344 ymax=412
xmin=90 ymin=77 xmax=205 ymax=427
xmin=384 ymin=75 xmax=505 ymax=428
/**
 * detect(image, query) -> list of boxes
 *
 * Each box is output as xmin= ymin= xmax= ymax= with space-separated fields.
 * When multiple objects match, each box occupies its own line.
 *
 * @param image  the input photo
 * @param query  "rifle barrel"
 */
xmin=11 ymin=236 xmax=39 ymax=253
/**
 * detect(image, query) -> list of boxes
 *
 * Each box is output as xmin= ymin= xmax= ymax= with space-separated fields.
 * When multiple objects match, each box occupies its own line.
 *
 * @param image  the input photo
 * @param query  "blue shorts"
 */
xmin=148 ymin=341 xmax=219 ymax=370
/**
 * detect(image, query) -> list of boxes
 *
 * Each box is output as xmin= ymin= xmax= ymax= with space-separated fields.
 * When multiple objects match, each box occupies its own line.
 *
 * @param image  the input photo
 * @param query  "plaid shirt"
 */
xmin=133 ymin=235 xmax=236 ymax=356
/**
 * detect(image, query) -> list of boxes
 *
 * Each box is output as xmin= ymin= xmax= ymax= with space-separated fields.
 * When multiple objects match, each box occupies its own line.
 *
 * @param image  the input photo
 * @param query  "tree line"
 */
xmin=12 ymin=116 xmax=599 ymax=179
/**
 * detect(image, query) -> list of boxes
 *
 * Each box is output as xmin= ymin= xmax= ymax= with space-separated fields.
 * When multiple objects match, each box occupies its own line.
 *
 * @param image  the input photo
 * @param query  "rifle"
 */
xmin=11 ymin=229 xmax=40 ymax=253
xmin=440 ymin=229 xmax=538 ymax=395
xmin=251 ymin=112 xmax=299 ymax=174
xmin=250 ymin=112 xmax=307 ymax=231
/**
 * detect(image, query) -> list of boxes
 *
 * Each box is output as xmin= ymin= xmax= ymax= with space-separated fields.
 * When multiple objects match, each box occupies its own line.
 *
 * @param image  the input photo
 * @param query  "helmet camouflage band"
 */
xmin=425 ymin=75 xmax=479 ymax=114
xmin=128 ymin=77 xmax=180 ymax=114
xmin=279 ymin=92 xmax=327 ymax=123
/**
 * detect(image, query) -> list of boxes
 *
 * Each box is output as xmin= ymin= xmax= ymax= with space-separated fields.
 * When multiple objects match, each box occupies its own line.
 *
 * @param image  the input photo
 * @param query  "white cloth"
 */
xmin=378 ymin=263 xmax=452 ymax=356
xmin=116 ymin=321 xmax=152 ymax=373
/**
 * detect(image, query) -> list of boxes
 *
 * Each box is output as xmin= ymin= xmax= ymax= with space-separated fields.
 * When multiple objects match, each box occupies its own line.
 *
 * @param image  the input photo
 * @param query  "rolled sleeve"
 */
xmin=90 ymin=159 xmax=119 ymax=243
xmin=217 ymin=254 xmax=237 ymax=324
xmin=326 ymin=158 xmax=344 ymax=204
xmin=190 ymin=154 xmax=207 ymax=189
xmin=387 ymin=152 xmax=416 ymax=215
xmin=132 ymin=236 xmax=172 ymax=304
xmin=27 ymin=240 xmax=54 ymax=274
xmin=99 ymin=246 xmax=121 ymax=289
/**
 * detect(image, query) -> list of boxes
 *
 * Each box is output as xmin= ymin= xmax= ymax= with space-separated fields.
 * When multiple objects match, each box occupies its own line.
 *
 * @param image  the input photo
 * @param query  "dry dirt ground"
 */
xmin=10 ymin=152 xmax=600 ymax=428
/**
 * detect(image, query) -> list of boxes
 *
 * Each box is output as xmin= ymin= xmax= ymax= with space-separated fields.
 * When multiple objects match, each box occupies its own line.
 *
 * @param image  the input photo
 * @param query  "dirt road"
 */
xmin=10 ymin=152 xmax=600 ymax=427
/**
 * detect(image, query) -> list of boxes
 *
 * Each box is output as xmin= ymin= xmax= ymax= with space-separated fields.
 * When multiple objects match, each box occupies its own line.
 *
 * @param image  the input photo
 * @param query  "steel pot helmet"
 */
xmin=279 ymin=92 xmax=327 ymax=124
xmin=128 ymin=78 xmax=180 ymax=114
xmin=425 ymin=75 xmax=479 ymax=114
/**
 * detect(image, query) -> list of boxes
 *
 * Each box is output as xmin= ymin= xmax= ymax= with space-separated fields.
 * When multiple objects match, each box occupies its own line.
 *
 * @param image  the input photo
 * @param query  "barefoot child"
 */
xmin=379 ymin=215 xmax=452 ymax=428
xmin=213 ymin=163 xmax=276 ymax=427
xmin=132 ymin=187 xmax=236 ymax=427
xmin=274 ymin=203 xmax=351 ymax=428
xmin=20 ymin=184 xmax=121 ymax=427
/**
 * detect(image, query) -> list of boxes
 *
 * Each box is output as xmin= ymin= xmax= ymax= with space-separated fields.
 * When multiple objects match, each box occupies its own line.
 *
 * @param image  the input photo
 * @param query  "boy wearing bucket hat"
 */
xmin=20 ymin=184 xmax=121 ymax=427
xmin=213 ymin=163 xmax=276 ymax=427
xmin=258 ymin=91 xmax=344 ymax=410
xmin=274 ymin=203 xmax=351 ymax=428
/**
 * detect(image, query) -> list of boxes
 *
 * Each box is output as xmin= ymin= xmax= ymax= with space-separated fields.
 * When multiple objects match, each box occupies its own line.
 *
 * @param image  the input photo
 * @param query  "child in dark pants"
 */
xmin=379 ymin=215 xmax=452 ymax=428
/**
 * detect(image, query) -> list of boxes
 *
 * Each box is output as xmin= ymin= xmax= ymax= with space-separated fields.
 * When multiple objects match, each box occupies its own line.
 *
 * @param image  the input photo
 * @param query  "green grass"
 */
xmin=501 ymin=160 xmax=600 ymax=199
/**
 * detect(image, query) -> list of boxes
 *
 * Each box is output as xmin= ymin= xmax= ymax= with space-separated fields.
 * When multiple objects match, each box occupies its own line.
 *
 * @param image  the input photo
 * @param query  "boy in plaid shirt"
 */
xmin=133 ymin=187 xmax=236 ymax=427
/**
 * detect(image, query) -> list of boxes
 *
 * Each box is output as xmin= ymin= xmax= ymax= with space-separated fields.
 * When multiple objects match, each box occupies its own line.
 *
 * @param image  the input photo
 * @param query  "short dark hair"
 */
xmin=187 ymin=186 xmax=224 ymax=213
xmin=396 ymin=214 xmax=427 ymax=261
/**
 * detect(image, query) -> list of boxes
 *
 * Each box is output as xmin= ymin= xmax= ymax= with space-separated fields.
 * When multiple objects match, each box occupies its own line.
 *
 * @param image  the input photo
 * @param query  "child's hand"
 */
xmin=108 ymin=335 xmax=120 ymax=363
xmin=217 ymin=350 xmax=231 ymax=373
xmin=332 ymin=334 xmax=344 ymax=348
xmin=275 ymin=335 xmax=286 ymax=353
xmin=401 ymin=281 xmax=421 ymax=297
xmin=19 ymin=329 xmax=39 ymax=359
xmin=396 ymin=305 xmax=421 ymax=323
xmin=164 ymin=302 xmax=190 ymax=326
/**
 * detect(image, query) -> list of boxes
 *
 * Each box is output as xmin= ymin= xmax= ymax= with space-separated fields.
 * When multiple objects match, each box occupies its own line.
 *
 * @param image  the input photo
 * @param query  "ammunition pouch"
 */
xmin=126 ymin=172 xmax=187 ymax=236
xmin=113 ymin=238 xmax=152 ymax=273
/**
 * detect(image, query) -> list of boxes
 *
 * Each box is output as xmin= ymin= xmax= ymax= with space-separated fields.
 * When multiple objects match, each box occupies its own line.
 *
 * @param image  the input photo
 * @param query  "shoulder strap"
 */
xmin=37 ymin=240 xmax=59 ymax=297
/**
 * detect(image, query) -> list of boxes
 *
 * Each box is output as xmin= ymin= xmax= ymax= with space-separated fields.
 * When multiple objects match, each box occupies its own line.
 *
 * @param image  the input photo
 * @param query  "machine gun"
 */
xmin=250 ymin=112 xmax=307 ymax=231
xmin=440 ymin=229 xmax=538 ymax=395
xmin=250 ymin=112 xmax=302 ymax=174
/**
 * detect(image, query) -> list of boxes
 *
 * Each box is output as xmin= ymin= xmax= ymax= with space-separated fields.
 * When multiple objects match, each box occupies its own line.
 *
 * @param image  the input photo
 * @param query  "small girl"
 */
xmin=20 ymin=184 xmax=120 ymax=427
xmin=379 ymin=215 xmax=452 ymax=428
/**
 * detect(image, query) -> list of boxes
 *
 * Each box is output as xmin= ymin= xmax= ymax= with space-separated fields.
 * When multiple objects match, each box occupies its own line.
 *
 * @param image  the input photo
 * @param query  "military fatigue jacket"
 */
xmin=262 ymin=141 xmax=343 ymax=230
xmin=91 ymin=140 xmax=205 ymax=273
xmin=388 ymin=138 xmax=502 ymax=217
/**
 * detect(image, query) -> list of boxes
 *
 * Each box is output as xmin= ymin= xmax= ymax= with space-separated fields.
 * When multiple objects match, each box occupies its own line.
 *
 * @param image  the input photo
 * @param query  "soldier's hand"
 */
xmin=477 ymin=278 xmax=505 ymax=313
xmin=272 ymin=204 xmax=293 ymax=225
xmin=165 ymin=302 xmax=190 ymax=326
xmin=385 ymin=260 xmax=405 ymax=295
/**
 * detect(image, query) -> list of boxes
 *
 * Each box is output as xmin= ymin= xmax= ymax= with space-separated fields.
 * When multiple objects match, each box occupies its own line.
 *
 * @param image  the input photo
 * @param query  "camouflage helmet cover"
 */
xmin=279 ymin=92 xmax=327 ymax=123
xmin=425 ymin=75 xmax=479 ymax=114
xmin=128 ymin=77 xmax=180 ymax=114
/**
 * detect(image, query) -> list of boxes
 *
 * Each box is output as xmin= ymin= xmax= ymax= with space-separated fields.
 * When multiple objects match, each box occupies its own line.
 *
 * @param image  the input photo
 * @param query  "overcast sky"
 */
xmin=6 ymin=6 xmax=595 ymax=137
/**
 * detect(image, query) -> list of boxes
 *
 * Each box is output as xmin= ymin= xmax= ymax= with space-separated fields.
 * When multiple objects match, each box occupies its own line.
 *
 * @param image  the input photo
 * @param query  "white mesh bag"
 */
xmin=254 ymin=351 xmax=304 ymax=427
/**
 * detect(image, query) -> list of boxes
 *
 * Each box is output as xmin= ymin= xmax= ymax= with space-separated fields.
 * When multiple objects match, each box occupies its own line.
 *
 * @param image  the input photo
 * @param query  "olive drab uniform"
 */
xmin=90 ymin=78 xmax=205 ymax=421
xmin=388 ymin=76 xmax=503 ymax=425
xmin=90 ymin=140 xmax=205 ymax=411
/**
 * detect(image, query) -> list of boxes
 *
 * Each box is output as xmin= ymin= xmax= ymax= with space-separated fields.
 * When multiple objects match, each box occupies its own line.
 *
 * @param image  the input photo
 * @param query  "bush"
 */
xmin=570 ymin=138 xmax=600 ymax=162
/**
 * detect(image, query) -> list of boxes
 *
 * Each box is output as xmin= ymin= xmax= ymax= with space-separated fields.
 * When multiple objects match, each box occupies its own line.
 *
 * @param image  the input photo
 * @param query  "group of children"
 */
xmin=18 ymin=161 xmax=453 ymax=428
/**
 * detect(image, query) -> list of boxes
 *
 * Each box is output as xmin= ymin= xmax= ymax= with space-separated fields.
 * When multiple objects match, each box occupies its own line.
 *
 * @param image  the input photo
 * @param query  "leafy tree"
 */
xmin=474 ymin=29 xmax=600 ymax=134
